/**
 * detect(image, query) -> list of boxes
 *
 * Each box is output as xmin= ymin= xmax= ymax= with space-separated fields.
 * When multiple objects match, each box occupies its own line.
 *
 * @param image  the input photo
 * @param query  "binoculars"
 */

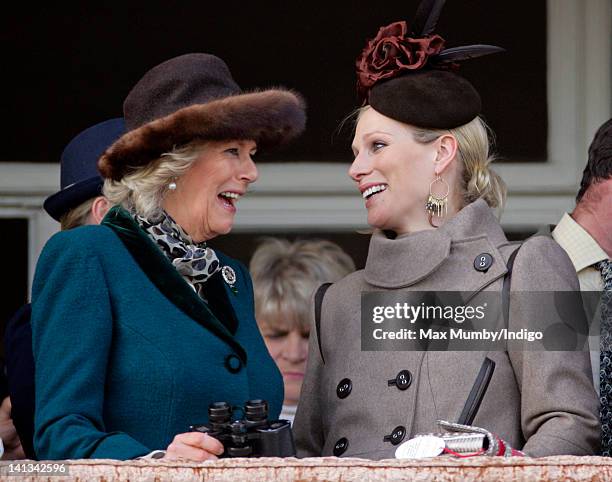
xmin=190 ymin=399 xmax=295 ymax=457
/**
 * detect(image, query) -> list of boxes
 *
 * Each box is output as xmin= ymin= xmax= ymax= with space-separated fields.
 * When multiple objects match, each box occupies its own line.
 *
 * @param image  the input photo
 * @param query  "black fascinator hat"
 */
xmin=356 ymin=0 xmax=504 ymax=129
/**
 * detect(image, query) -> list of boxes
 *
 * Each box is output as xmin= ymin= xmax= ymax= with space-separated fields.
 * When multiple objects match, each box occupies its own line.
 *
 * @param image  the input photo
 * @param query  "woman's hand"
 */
xmin=164 ymin=432 xmax=224 ymax=461
xmin=0 ymin=397 xmax=25 ymax=460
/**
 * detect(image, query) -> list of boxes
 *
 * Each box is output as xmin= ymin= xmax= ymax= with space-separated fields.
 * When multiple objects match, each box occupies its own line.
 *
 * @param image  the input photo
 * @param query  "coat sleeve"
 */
xmin=31 ymin=229 xmax=151 ymax=460
xmin=292 ymin=285 xmax=327 ymax=457
xmin=508 ymin=235 xmax=600 ymax=456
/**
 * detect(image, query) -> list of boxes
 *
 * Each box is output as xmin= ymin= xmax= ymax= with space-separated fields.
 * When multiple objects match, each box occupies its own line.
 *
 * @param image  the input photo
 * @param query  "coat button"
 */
xmin=336 ymin=378 xmax=352 ymax=399
xmin=225 ymin=354 xmax=242 ymax=373
xmin=474 ymin=253 xmax=493 ymax=272
xmin=383 ymin=426 xmax=406 ymax=446
xmin=388 ymin=370 xmax=412 ymax=390
xmin=333 ymin=437 xmax=349 ymax=456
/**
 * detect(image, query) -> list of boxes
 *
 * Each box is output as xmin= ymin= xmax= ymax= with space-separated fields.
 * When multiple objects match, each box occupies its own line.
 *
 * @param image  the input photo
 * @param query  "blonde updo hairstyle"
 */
xmin=103 ymin=141 xmax=205 ymax=219
xmin=356 ymin=106 xmax=506 ymax=211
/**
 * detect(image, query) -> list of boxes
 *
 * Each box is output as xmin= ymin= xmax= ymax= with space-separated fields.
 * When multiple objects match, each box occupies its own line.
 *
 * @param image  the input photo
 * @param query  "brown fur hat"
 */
xmin=99 ymin=54 xmax=306 ymax=181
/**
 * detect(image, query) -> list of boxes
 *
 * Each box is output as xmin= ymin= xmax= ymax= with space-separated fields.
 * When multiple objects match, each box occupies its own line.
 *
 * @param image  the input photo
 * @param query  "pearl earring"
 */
xmin=168 ymin=180 xmax=177 ymax=191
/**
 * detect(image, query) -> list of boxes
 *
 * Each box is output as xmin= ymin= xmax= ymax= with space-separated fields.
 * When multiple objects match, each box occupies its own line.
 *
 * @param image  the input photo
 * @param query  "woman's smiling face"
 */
xmin=163 ymin=139 xmax=258 ymax=242
xmin=349 ymin=107 xmax=439 ymax=235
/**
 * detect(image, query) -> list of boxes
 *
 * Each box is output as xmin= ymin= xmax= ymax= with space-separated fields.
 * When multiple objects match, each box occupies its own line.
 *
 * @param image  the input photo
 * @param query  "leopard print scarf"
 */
xmin=134 ymin=210 xmax=221 ymax=297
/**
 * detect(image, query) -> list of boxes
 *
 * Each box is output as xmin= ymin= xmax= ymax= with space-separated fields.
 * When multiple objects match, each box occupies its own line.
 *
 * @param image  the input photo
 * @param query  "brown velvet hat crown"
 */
xmin=99 ymin=53 xmax=306 ymax=181
xmin=356 ymin=0 xmax=503 ymax=129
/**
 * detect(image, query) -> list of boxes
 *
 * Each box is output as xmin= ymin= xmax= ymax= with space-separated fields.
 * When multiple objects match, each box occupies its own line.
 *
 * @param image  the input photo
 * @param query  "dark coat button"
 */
xmin=474 ymin=253 xmax=494 ymax=272
xmin=225 ymin=354 xmax=242 ymax=373
xmin=336 ymin=378 xmax=352 ymax=399
xmin=388 ymin=370 xmax=412 ymax=390
xmin=333 ymin=437 xmax=349 ymax=456
xmin=383 ymin=426 xmax=406 ymax=446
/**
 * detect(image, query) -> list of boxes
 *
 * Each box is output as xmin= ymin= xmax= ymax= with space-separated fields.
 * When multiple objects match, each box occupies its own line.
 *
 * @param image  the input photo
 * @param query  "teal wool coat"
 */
xmin=31 ymin=206 xmax=283 ymax=460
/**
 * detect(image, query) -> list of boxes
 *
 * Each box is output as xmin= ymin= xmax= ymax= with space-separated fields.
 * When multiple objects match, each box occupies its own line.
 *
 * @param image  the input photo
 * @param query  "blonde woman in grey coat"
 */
xmin=293 ymin=10 xmax=599 ymax=459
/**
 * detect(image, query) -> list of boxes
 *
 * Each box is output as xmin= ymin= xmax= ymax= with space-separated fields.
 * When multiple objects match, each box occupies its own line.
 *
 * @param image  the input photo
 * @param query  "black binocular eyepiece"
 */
xmin=190 ymin=399 xmax=295 ymax=458
xmin=244 ymin=399 xmax=268 ymax=422
xmin=208 ymin=401 xmax=232 ymax=428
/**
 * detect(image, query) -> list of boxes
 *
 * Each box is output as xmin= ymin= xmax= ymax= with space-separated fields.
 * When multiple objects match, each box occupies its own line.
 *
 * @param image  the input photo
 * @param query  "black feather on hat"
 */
xmin=356 ymin=0 xmax=504 ymax=129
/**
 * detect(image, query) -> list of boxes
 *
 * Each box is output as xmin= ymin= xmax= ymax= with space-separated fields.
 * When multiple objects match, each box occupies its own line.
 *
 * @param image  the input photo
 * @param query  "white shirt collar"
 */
xmin=552 ymin=213 xmax=609 ymax=272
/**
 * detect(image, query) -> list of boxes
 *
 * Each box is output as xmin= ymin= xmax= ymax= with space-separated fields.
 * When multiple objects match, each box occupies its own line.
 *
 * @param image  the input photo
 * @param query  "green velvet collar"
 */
xmin=101 ymin=205 xmax=246 ymax=363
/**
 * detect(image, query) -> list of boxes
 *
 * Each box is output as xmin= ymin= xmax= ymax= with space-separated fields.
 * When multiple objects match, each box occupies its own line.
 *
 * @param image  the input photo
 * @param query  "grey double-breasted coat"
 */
xmin=293 ymin=199 xmax=599 ymax=459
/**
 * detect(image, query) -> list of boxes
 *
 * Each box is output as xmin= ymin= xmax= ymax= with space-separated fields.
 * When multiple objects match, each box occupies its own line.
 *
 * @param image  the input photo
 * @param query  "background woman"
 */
xmin=31 ymin=53 xmax=305 ymax=460
xmin=294 ymin=4 xmax=598 ymax=458
xmin=250 ymin=238 xmax=355 ymax=423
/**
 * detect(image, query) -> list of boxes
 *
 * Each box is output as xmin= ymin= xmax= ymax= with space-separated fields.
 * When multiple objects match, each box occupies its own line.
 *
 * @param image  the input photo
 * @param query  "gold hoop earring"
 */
xmin=426 ymin=176 xmax=449 ymax=219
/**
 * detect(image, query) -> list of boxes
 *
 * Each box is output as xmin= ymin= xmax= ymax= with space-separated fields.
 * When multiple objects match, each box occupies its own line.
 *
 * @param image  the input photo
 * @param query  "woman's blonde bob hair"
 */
xmin=59 ymin=198 xmax=96 ymax=231
xmin=103 ymin=141 xmax=205 ymax=219
xmin=250 ymin=238 xmax=356 ymax=333
xmin=355 ymin=106 xmax=506 ymax=211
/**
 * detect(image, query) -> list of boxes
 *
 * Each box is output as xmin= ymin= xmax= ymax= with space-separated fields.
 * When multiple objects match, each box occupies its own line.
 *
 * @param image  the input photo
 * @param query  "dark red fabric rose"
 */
xmin=356 ymin=21 xmax=445 ymax=100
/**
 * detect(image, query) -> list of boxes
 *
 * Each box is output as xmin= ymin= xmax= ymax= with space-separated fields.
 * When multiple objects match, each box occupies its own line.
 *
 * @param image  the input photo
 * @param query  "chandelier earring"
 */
xmin=426 ymin=175 xmax=450 ymax=219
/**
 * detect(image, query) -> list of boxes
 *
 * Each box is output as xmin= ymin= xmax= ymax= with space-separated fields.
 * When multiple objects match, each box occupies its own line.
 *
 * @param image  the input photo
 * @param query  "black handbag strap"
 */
xmin=503 ymin=245 xmax=521 ymax=323
xmin=314 ymin=283 xmax=332 ymax=364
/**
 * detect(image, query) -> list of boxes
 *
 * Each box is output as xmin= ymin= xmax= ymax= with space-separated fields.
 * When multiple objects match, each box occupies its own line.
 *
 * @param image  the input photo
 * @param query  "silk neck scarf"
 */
xmin=134 ymin=210 xmax=221 ymax=298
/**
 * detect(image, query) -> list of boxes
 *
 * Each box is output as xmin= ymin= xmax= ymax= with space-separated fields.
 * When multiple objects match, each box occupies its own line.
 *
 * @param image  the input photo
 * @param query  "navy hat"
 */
xmin=44 ymin=118 xmax=125 ymax=221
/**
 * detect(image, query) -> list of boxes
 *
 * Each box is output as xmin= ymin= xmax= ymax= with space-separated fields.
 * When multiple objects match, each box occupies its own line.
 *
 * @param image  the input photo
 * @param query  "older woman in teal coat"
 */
xmin=31 ymin=53 xmax=306 ymax=460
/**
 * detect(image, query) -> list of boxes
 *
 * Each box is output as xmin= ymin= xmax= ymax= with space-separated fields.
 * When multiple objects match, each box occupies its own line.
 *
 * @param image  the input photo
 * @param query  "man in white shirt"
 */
xmin=552 ymin=120 xmax=611 ymax=291
xmin=552 ymin=118 xmax=611 ymax=455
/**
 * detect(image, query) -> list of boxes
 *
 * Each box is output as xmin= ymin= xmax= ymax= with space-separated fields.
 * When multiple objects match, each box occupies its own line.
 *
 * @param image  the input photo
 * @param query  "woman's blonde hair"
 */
xmin=355 ymin=106 xmax=507 ymax=210
xmin=102 ymin=141 xmax=204 ymax=219
xmin=250 ymin=238 xmax=355 ymax=333
xmin=59 ymin=198 xmax=95 ymax=231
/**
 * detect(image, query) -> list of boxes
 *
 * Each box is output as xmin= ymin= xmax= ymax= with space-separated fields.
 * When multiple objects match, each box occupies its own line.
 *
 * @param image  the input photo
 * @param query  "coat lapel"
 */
xmin=102 ymin=206 xmax=247 ymax=363
xmin=364 ymin=228 xmax=452 ymax=288
xmin=219 ymin=267 xmax=243 ymax=331
xmin=364 ymin=200 xmax=510 ymax=292
xmin=200 ymin=264 xmax=241 ymax=336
